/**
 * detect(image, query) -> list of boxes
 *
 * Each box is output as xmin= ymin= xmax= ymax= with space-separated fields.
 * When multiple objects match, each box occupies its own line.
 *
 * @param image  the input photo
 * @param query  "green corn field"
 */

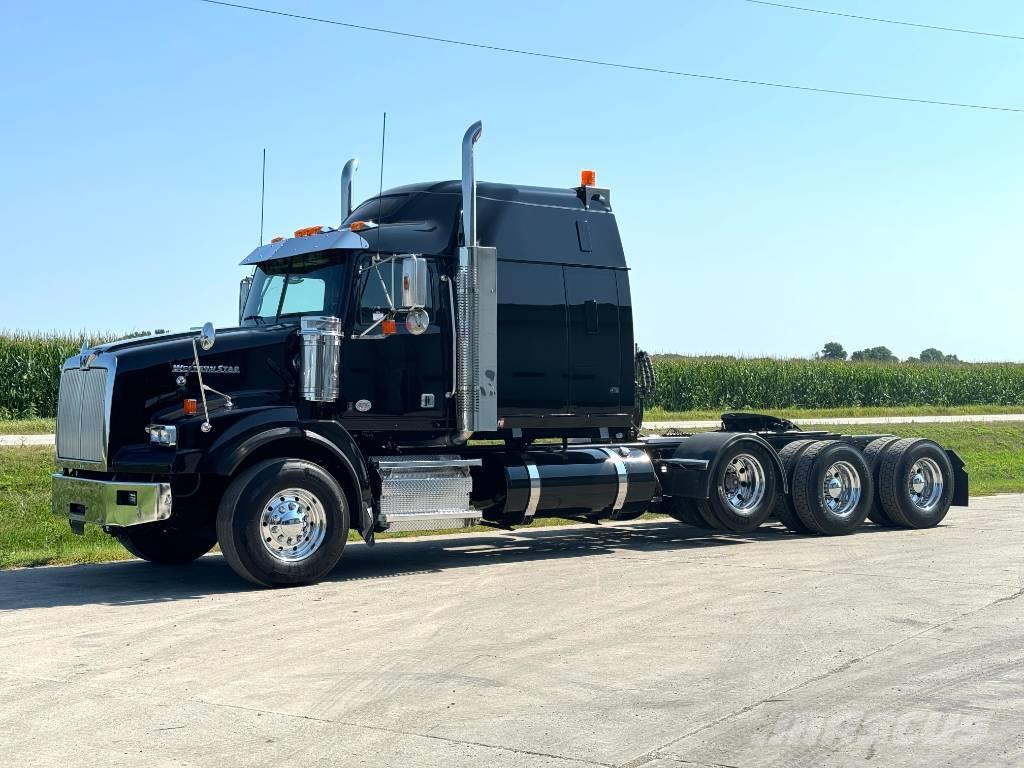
xmin=652 ymin=356 xmax=1024 ymax=412
xmin=0 ymin=332 xmax=122 ymax=419
xmin=2 ymin=332 xmax=1024 ymax=419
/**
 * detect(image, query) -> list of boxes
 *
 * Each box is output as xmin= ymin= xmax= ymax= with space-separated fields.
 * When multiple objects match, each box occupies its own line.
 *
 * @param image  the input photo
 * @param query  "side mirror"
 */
xmin=239 ymin=276 xmax=253 ymax=323
xmin=401 ymin=256 xmax=429 ymax=309
xmin=198 ymin=322 xmax=216 ymax=351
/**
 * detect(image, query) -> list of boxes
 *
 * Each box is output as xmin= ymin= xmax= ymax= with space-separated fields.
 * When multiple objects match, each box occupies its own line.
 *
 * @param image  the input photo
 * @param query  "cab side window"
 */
xmin=353 ymin=255 xmax=436 ymax=336
xmin=357 ymin=259 xmax=398 ymax=326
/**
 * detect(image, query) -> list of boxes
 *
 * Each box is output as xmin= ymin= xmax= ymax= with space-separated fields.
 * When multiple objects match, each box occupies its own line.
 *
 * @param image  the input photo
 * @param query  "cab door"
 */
xmin=339 ymin=254 xmax=447 ymax=427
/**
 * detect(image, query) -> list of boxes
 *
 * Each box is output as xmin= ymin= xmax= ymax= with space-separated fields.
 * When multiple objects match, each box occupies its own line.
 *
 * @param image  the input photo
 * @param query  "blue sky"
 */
xmin=2 ymin=0 xmax=1022 ymax=360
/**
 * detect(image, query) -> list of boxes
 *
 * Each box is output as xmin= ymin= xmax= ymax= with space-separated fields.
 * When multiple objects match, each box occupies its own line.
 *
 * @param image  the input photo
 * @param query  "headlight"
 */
xmin=146 ymin=425 xmax=177 ymax=447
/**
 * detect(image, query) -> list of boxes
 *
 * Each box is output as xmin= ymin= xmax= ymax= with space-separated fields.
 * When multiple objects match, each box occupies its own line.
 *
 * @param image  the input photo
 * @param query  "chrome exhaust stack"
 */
xmin=461 ymin=122 xmax=482 ymax=249
xmin=453 ymin=121 xmax=498 ymax=443
xmin=340 ymin=158 xmax=359 ymax=223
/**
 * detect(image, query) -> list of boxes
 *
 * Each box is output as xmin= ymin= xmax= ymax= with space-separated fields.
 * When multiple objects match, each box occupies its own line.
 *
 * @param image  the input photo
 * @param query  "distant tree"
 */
xmin=820 ymin=342 xmax=847 ymax=361
xmin=917 ymin=348 xmax=960 ymax=364
xmin=851 ymin=346 xmax=898 ymax=363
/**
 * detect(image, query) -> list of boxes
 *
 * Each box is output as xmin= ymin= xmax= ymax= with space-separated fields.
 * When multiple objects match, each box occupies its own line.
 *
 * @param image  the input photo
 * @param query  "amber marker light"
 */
xmin=349 ymin=220 xmax=369 ymax=232
xmin=381 ymin=318 xmax=397 ymax=336
xmin=294 ymin=225 xmax=322 ymax=238
xmin=270 ymin=236 xmax=284 ymax=243
xmin=580 ymin=169 xmax=597 ymax=187
xmin=183 ymin=398 xmax=198 ymax=416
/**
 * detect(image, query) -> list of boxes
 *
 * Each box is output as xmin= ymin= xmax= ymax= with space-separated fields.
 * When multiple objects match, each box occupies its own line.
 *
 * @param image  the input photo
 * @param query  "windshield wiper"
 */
xmin=242 ymin=314 xmax=265 ymax=325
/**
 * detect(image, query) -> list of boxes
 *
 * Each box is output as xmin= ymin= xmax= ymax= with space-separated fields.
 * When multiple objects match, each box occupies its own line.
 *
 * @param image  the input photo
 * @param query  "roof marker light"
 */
xmin=271 ymin=236 xmax=284 ymax=243
xmin=580 ymin=169 xmax=597 ymax=187
xmin=294 ymin=225 xmax=323 ymax=238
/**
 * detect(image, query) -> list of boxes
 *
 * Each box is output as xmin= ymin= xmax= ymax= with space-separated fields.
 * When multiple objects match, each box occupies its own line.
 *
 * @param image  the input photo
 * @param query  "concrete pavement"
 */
xmin=1 ymin=495 xmax=1022 ymax=767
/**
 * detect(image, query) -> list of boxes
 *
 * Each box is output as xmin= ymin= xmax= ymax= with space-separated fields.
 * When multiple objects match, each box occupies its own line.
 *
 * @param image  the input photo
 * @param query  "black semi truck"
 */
xmin=52 ymin=122 xmax=968 ymax=586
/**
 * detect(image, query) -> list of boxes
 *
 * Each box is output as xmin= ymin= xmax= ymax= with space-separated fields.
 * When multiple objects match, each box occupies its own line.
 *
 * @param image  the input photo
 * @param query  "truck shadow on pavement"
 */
xmin=0 ymin=520 xmax=894 ymax=611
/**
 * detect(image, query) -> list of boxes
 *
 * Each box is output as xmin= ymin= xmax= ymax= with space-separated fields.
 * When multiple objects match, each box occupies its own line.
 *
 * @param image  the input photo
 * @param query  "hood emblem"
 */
xmin=79 ymin=352 xmax=97 ymax=370
xmin=171 ymin=363 xmax=240 ymax=374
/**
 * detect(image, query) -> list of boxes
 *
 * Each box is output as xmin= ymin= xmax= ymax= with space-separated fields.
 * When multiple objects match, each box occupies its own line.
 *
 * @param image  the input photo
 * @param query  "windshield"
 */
xmin=242 ymin=251 xmax=349 ymax=325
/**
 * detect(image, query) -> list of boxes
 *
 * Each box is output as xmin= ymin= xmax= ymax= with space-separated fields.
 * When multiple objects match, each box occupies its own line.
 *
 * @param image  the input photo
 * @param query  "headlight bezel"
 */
xmin=146 ymin=424 xmax=177 ymax=447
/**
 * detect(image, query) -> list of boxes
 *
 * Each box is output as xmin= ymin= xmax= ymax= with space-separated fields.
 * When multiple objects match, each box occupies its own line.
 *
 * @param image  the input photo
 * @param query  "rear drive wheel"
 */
xmin=878 ymin=438 xmax=954 ymax=529
xmin=666 ymin=497 xmax=713 ymax=529
xmin=863 ymin=437 xmax=901 ymax=527
xmin=114 ymin=524 xmax=216 ymax=564
xmin=792 ymin=441 xmax=873 ymax=535
xmin=216 ymin=458 xmax=349 ymax=587
xmin=773 ymin=439 xmax=816 ymax=534
xmin=697 ymin=442 xmax=778 ymax=533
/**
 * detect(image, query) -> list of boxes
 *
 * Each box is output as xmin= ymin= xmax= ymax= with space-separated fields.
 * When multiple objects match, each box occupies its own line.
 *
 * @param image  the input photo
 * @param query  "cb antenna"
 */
xmin=259 ymin=148 xmax=266 ymax=247
xmin=376 ymin=112 xmax=386 ymax=251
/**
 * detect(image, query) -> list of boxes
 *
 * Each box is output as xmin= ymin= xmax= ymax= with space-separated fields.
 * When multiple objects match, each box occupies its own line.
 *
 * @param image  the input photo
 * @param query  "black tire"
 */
xmin=114 ymin=524 xmax=217 ymax=564
xmin=863 ymin=437 xmax=901 ymax=527
xmin=773 ymin=439 xmax=817 ymax=534
xmin=666 ymin=496 xmax=713 ymax=529
xmin=792 ymin=441 xmax=873 ymax=535
xmin=216 ymin=458 xmax=350 ymax=587
xmin=694 ymin=497 xmax=729 ymax=530
xmin=878 ymin=438 xmax=954 ymax=529
xmin=698 ymin=442 xmax=779 ymax=533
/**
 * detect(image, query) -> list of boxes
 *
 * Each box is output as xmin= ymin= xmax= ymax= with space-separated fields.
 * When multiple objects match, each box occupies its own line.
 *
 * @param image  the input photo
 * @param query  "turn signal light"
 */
xmin=382 ymin=318 xmax=397 ymax=336
xmin=580 ymin=169 xmax=597 ymax=187
xmin=294 ymin=225 xmax=323 ymax=238
xmin=183 ymin=398 xmax=198 ymax=416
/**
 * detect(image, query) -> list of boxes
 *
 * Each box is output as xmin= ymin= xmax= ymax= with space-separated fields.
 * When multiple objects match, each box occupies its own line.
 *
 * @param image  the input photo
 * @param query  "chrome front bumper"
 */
xmin=51 ymin=473 xmax=172 ymax=533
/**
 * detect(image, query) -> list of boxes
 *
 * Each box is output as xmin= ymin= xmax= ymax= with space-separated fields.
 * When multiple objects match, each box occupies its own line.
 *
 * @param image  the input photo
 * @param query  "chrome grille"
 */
xmin=56 ymin=366 xmax=110 ymax=466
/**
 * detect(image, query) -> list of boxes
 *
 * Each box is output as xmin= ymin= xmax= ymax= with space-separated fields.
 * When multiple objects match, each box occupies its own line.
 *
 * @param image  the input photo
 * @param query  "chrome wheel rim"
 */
xmin=907 ymin=457 xmax=943 ymax=513
xmin=258 ymin=488 xmax=327 ymax=562
xmin=722 ymin=453 xmax=767 ymax=516
xmin=821 ymin=461 xmax=861 ymax=519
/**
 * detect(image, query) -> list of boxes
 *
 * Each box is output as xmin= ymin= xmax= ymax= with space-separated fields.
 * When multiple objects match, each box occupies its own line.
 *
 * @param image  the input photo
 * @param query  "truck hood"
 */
xmin=94 ymin=326 xmax=294 ymax=375
xmin=93 ymin=326 xmax=299 ymax=456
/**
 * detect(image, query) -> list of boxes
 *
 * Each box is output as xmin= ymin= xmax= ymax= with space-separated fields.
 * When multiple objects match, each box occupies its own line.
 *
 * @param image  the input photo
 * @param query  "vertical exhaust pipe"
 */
xmin=461 ymin=122 xmax=482 ymax=247
xmin=340 ymin=158 xmax=359 ymax=224
xmin=454 ymin=121 xmax=483 ymax=444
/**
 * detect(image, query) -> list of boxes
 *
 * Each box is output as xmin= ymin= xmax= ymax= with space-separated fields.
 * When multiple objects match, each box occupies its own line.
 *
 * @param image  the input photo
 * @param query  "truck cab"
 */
xmin=238 ymin=177 xmax=635 ymax=443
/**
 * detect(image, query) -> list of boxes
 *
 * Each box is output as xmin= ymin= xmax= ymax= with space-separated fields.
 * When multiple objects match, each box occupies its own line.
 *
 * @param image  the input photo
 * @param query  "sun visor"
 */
xmin=240 ymin=229 xmax=370 ymax=266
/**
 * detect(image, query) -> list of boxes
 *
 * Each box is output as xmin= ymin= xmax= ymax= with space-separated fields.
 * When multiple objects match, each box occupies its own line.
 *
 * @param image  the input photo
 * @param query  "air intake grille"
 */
xmin=56 ymin=367 xmax=109 ymax=465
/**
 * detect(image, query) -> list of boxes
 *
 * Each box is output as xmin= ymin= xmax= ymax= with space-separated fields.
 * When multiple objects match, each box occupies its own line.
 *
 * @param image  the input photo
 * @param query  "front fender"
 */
xmin=660 ymin=431 xmax=787 ymax=500
xmin=198 ymin=410 xmax=374 ymax=542
xmin=200 ymin=406 xmax=303 ymax=476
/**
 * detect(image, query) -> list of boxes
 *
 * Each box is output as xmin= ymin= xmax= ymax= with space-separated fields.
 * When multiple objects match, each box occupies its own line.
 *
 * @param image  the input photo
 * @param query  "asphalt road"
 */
xmin=2 ymin=496 xmax=1022 ymax=768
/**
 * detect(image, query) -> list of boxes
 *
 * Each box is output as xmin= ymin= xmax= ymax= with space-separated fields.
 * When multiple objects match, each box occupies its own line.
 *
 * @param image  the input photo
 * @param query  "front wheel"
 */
xmin=114 ymin=524 xmax=217 ymax=564
xmin=216 ymin=458 xmax=350 ymax=587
